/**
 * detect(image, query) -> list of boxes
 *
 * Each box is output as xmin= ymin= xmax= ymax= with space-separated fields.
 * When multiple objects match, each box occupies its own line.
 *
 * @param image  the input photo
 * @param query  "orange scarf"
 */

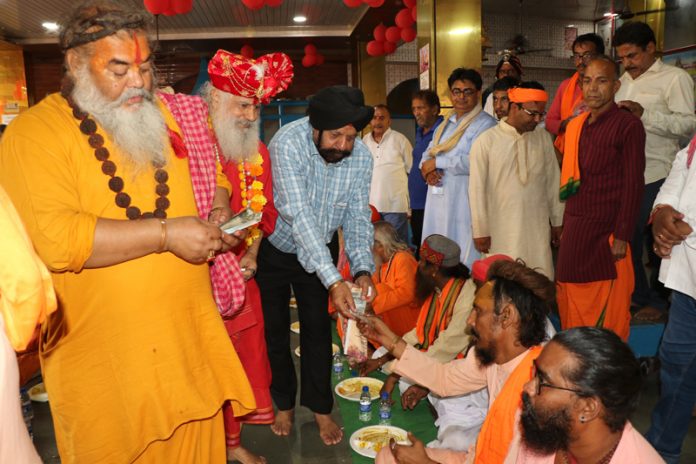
xmin=414 ymin=278 xmax=465 ymax=350
xmin=559 ymin=111 xmax=590 ymax=200
xmin=553 ymin=72 xmax=582 ymax=154
xmin=474 ymin=346 xmax=543 ymax=464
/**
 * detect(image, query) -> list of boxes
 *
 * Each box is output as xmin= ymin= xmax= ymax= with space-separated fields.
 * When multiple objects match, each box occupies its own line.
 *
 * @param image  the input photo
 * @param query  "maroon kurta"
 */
xmin=556 ymin=104 xmax=645 ymax=283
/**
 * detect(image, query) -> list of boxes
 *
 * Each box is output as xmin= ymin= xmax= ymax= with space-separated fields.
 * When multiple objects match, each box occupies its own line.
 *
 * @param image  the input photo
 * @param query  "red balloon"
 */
xmin=395 ymin=8 xmax=415 ymax=28
xmin=316 ymin=54 xmax=325 ymax=65
xmin=241 ymin=0 xmax=264 ymax=10
xmin=342 ymin=0 xmax=363 ymax=7
xmin=265 ymin=0 xmax=283 ymax=6
xmin=411 ymin=6 xmax=417 ymax=21
xmin=401 ymin=27 xmax=417 ymax=42
xmin=366 ymin=40 xmax=385 ymax=56
xmin=240 ymin=44 xmax=254 ymax=58
xmin=385 ymin=26 xmax=401 ymax=43
xmin=302 ymin=54 xmax=317 ymax=67
xmin=403 ymin=0 xmax=416 ymax=7
xmin=304 ymin=44 xmax=317 ymax=55
xmin=384 ymin=41 xmax=397 ymax=54
xmin=172 ymin=0 xmax=193 ymax=14
xmin=162 ymin=7 xmax=177 ymax=16
xmin=365 ymin=0 xmax=385 ymax=7
xmin=144 ymin=0 xmax=170 ymax=15
xmin=373 ymin=23 xmax=386 ymax=42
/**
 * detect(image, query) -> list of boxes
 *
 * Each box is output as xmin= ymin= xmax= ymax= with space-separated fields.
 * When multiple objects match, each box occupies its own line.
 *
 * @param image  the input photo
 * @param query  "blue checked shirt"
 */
xmin=268 ymin=117 xmax=375 ymax=287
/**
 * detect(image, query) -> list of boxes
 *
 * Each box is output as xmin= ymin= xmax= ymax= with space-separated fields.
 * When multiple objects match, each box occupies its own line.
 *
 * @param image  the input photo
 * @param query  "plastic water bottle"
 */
xmin=378 ymin=392 xmax=392 ymax=425
xmin=359 ymin=386 xmax=372 ymax=422
xmin=332 ymin=352 xmax=344 ymax=378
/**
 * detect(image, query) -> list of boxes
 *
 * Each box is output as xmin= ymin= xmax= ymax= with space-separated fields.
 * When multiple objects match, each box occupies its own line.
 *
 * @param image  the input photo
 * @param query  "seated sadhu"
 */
xmin=518 ymin=327 xmax=664 ymax=463
xmin=359 ymin=259 xmax=554 ymax=464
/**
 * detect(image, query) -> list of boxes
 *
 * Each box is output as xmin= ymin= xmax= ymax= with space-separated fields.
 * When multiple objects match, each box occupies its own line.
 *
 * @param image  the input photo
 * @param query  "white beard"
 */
xmin=210 ymin=107 xmax=260 ymax=162
xmin=70 ymin=65 xmax=168 ymax=171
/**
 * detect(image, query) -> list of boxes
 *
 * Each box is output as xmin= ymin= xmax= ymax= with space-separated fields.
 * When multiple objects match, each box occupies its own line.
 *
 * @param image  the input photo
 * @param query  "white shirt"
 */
xmin=615 ymin=59 xmax=696 ymax=184
xmin=655 ymin=144 xmax=696 ymax=300
xmin=365 ymin=128 xmax=413 ymax=213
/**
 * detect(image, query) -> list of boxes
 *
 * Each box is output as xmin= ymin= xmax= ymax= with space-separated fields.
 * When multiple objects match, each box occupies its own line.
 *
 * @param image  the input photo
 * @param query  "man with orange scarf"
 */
xmin=546 ymin=33 xmax=604 ymax=160
xmin=359 ymin=259 xmax=555 ymax=464
xmin=556 ymin=56 xmax=645 ymax=341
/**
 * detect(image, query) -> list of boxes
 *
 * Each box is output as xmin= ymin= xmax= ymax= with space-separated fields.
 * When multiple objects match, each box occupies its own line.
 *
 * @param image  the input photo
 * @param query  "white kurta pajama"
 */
xmin=469 ymin=120 xmax=564 ymax=278
xmin=365 ymin=128 xmax=413 ymax=213
xmin=421 ymin=111 xmax=497 ymax=267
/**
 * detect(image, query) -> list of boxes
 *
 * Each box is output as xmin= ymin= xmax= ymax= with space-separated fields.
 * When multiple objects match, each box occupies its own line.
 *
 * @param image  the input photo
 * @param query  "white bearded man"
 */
xmin=0 ymin=1 xmax=256 ymax=462
xmin=198 ymin=49 xmax=293 ymax=464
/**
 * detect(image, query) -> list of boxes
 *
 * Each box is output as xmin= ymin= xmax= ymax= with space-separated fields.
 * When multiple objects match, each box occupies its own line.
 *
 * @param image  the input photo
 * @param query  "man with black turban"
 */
xmin=255 ymin=85 xmax=377 ymax=445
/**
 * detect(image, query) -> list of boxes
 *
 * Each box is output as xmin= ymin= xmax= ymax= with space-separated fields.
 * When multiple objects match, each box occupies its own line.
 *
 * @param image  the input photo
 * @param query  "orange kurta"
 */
xmin=0 ymin=94 xmax=255 ymax=463
xmin=372 ymin=251 xmax=421 ymax=337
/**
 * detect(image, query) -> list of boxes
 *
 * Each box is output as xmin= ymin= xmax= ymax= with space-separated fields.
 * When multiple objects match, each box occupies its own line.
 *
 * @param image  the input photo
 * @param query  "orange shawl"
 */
xmin=559 ymin=111 xmax=590 ymax=200
xmin=553 ymin=72 xmax=582 ymax=154
xmin=414 ymin=278 xmax=465 ymax=351
xmin=474 ymin=345 xmax=543 ymax=464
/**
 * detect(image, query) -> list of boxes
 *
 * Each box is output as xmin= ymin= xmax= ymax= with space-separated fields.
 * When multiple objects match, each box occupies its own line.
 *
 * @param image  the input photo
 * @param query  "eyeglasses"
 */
xmin=532 ymin=364 xmax=586 ymax=396
xmin=451 ymin=88 xmax=477 ymax=97
xmin=518 ymin=105 xmax=546 ymax=119
xmin=570 ymin=52 xmax=596 ymax=63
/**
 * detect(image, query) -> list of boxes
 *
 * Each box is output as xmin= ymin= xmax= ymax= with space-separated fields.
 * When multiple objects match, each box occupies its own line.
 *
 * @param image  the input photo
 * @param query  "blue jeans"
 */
xmin=646 ymin=291 xmax=696 ymax=463
xmin=381 ymin=212 xmax=409 ymax=244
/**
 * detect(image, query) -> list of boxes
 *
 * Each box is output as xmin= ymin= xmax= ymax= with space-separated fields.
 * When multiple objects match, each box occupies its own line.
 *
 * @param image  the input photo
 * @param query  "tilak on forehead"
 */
xmin=132 ymin=31 xmax=142 ymax=65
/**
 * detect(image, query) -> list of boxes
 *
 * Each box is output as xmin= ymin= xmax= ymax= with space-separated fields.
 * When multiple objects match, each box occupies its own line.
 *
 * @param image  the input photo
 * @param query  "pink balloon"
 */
xmin=240 ymin=44 xmax=254 ymax=58
xmin=384 ymin=41 xmax=397 ymax=54
xmin=373 ymin=23 xmax=386 ymax=42
xmin=366 ymin=40 xmax=385 ymax=56
xmin=304 ymin=44 xmax=318 ymax=55
xmin=395 ymin=8 xmax=414 ymax=28
xmin=302 ymin=54 xmax=317 ymax=67
xmin=342 ymin=0 xmax=363 ymax=7
xmin=385 ymin=26 xmax=401 ymax=43
xmin=403 ymin=0 xmax=416 ymax=7
xmin=316 ymin=54 xmax=325 ymax=65
xmin=241 ymin=0 xmax=264 ymax=10
xmin=365 ymin=0 xmax=385 ymax=7
xmin=411 ymin=6 xmax=417 ymax=21
xmin=173 ymin=0 xmax=193 ymax=14
xmin=401 ymin=27 xmax=417 ymax=42
xmin=265 ymin=0 xmax=283 ymax=6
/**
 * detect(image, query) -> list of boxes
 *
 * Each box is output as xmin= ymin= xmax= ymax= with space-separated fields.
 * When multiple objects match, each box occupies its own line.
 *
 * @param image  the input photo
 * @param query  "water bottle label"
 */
xmin=360 ymin=403 xmax=371 ymax=413
xmin=379 ymin=411 xmax=391 ymax=420
xmin=333 ymin=363 xmax=343 ymax=373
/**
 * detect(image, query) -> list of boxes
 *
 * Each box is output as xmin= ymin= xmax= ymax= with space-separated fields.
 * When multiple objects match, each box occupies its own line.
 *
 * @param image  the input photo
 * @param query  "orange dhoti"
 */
xmin=557 ymin=245 xmax=634 ymax=341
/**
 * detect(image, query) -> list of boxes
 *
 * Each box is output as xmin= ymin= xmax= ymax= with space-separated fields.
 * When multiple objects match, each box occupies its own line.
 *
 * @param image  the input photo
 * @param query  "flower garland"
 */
xmin=238 ymin=152 xmax=267 ymax=246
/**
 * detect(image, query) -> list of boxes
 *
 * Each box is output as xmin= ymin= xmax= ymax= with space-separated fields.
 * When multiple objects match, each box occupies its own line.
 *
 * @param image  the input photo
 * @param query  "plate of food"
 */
xmin=350 ymin=425 xmax=410 ymax=458
xmin=335 ymin=377 xmax=383 ymax=401
xmin=290 ymin=321 xmax=300 ymax=334
xmin=295 ymin=343 xmax=339 ymax=357
xmin=28 ymin=383 xmax=48 ymax=402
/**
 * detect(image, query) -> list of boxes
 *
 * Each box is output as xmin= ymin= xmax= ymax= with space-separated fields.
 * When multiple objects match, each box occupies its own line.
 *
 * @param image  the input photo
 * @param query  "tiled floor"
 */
xmin=28 ymin=323 xmax=696 ymax=463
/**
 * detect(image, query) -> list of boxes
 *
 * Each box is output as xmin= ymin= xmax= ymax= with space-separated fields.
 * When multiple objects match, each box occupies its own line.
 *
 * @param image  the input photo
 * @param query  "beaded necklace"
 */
xmin=62 ymin=90 xmax=170 ymax=219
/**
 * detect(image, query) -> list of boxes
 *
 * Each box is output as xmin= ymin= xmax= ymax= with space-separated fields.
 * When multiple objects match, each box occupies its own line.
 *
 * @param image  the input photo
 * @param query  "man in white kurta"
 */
xmin=469 ymin=85 xmax=564 ymax=278
xmin=365 ymin=105 xmax=413 ymax=243
xmin=420 ymin=69 xmax=497 ymax=268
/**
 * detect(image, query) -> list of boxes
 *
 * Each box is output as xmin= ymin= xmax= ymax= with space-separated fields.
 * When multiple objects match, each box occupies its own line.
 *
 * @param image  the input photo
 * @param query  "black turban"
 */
xmin=308 ymin=85 xmax=374 ymax=132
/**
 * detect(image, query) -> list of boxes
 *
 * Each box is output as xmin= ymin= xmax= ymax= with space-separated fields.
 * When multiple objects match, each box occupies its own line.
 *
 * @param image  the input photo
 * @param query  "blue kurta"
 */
xmin=420 ymin=110 xmax=497 ymax=267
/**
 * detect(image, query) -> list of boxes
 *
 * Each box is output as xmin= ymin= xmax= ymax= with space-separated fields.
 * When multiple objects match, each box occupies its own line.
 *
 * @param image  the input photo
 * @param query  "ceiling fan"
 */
xmin=595 ymin=0 xmax=679 ymax=21
xmin=500 ymin=0 xmax=552 ymax=55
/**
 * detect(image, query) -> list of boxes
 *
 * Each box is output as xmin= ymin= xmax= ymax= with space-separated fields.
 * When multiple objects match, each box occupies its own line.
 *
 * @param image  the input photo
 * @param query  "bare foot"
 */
xmin=315 ymin=413 xmax=343 ymax=445
xmin=227 ymin=446 xmax=267 ymax=464
xmin=270 ymin=409 xmax=294 ymax=436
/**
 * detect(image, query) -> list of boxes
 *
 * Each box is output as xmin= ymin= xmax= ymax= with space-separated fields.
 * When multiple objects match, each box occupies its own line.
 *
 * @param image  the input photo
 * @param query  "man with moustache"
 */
xmin=517 ymin=327 xmax=664 ymax=463
xmin=470 ymin=82 xmax=564 ymax=279
xmin=365 ymin=104 xmax=413 ymax=243
xmin=360 ymin=259 xmax=553 ymax=464
xmin=556 ymin=56 xmax=645 ymax=341
xmin=254 ymin=85 xmax=377 ymax=445
xmin=489 ymin=76 xmax=519 ymax=121
xmin=196 ymin=49 xmax=293 ymax=464
xmin=0 ymin=1 xmax=256 ymax=462
xmin=613 ymin=22 xmax=696 ymax=323
xmin=546 ymin=33 xmax=604 ymax=156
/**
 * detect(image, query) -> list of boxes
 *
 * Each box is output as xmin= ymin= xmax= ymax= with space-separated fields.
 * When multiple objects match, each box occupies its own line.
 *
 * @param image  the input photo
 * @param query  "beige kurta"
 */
xmin=469 ymin=121 xmax=564 ymax=278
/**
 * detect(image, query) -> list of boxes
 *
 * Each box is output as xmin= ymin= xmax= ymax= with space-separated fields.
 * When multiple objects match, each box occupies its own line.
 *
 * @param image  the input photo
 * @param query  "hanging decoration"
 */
xmin=395 ymin=8 xmax=415 ymax=28
xmin=301 ymin=43 xmax=325 ymax=68
xmin=342 ymin=0 xmax=385 ymax=8
xmin=401 ymin=26 xmax=417 ymax=43
xmin=240 ymin=44 xmax=254 ymax=59
xmin=241 ymin=0 xmax=284 ymax=9
xmin=144 ymin=0 xmax=193 ymax=15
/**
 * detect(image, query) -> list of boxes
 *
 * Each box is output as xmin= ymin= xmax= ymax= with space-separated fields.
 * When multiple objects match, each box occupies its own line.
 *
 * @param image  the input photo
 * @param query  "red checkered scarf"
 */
xmin=157 ymin=91 xmax=245 ymax=317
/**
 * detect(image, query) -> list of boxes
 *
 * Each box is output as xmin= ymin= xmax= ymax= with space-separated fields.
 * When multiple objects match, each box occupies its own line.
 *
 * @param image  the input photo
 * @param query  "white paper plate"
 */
xmin=350 ymin=425 xmax=409 ymax=458
xmin=28 ymin=383 xmax=48 ymax=402
xmin=295 ymin=343 xmax=339 ymax=357
xmin=334 ymin=377 xmax=383 ymax=402
xmin=290 ymin=321 xmax=300 ymax=334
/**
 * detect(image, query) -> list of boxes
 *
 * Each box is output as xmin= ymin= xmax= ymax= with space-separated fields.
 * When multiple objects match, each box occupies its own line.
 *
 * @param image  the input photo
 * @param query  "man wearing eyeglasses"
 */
xmin=612 ymin=22 xmax=696 ymax=325
xmin=517 ymin=327 xmax=664 ymax=463
xmin=469 ymin=82 xmax=564 ymax=280
xmin=358 ymin=259 xmax=554 ymax=464
xmin=546 ymin=33 xmax=605 ymax=156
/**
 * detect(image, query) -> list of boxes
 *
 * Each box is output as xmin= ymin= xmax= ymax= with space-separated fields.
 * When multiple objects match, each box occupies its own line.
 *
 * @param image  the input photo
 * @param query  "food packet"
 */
xmin=342 ymin=286 xmax=368 ymax=365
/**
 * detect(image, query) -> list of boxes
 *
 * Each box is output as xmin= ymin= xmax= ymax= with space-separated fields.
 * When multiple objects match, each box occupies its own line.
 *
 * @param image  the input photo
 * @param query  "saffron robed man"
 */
xmin=0 ymin=1 xmax=255 ymax=462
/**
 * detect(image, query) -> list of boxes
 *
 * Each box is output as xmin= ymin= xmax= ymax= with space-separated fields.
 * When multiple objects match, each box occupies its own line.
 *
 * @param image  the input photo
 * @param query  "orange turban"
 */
xmin=508 ymin=88 xmax=548 ymax=103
